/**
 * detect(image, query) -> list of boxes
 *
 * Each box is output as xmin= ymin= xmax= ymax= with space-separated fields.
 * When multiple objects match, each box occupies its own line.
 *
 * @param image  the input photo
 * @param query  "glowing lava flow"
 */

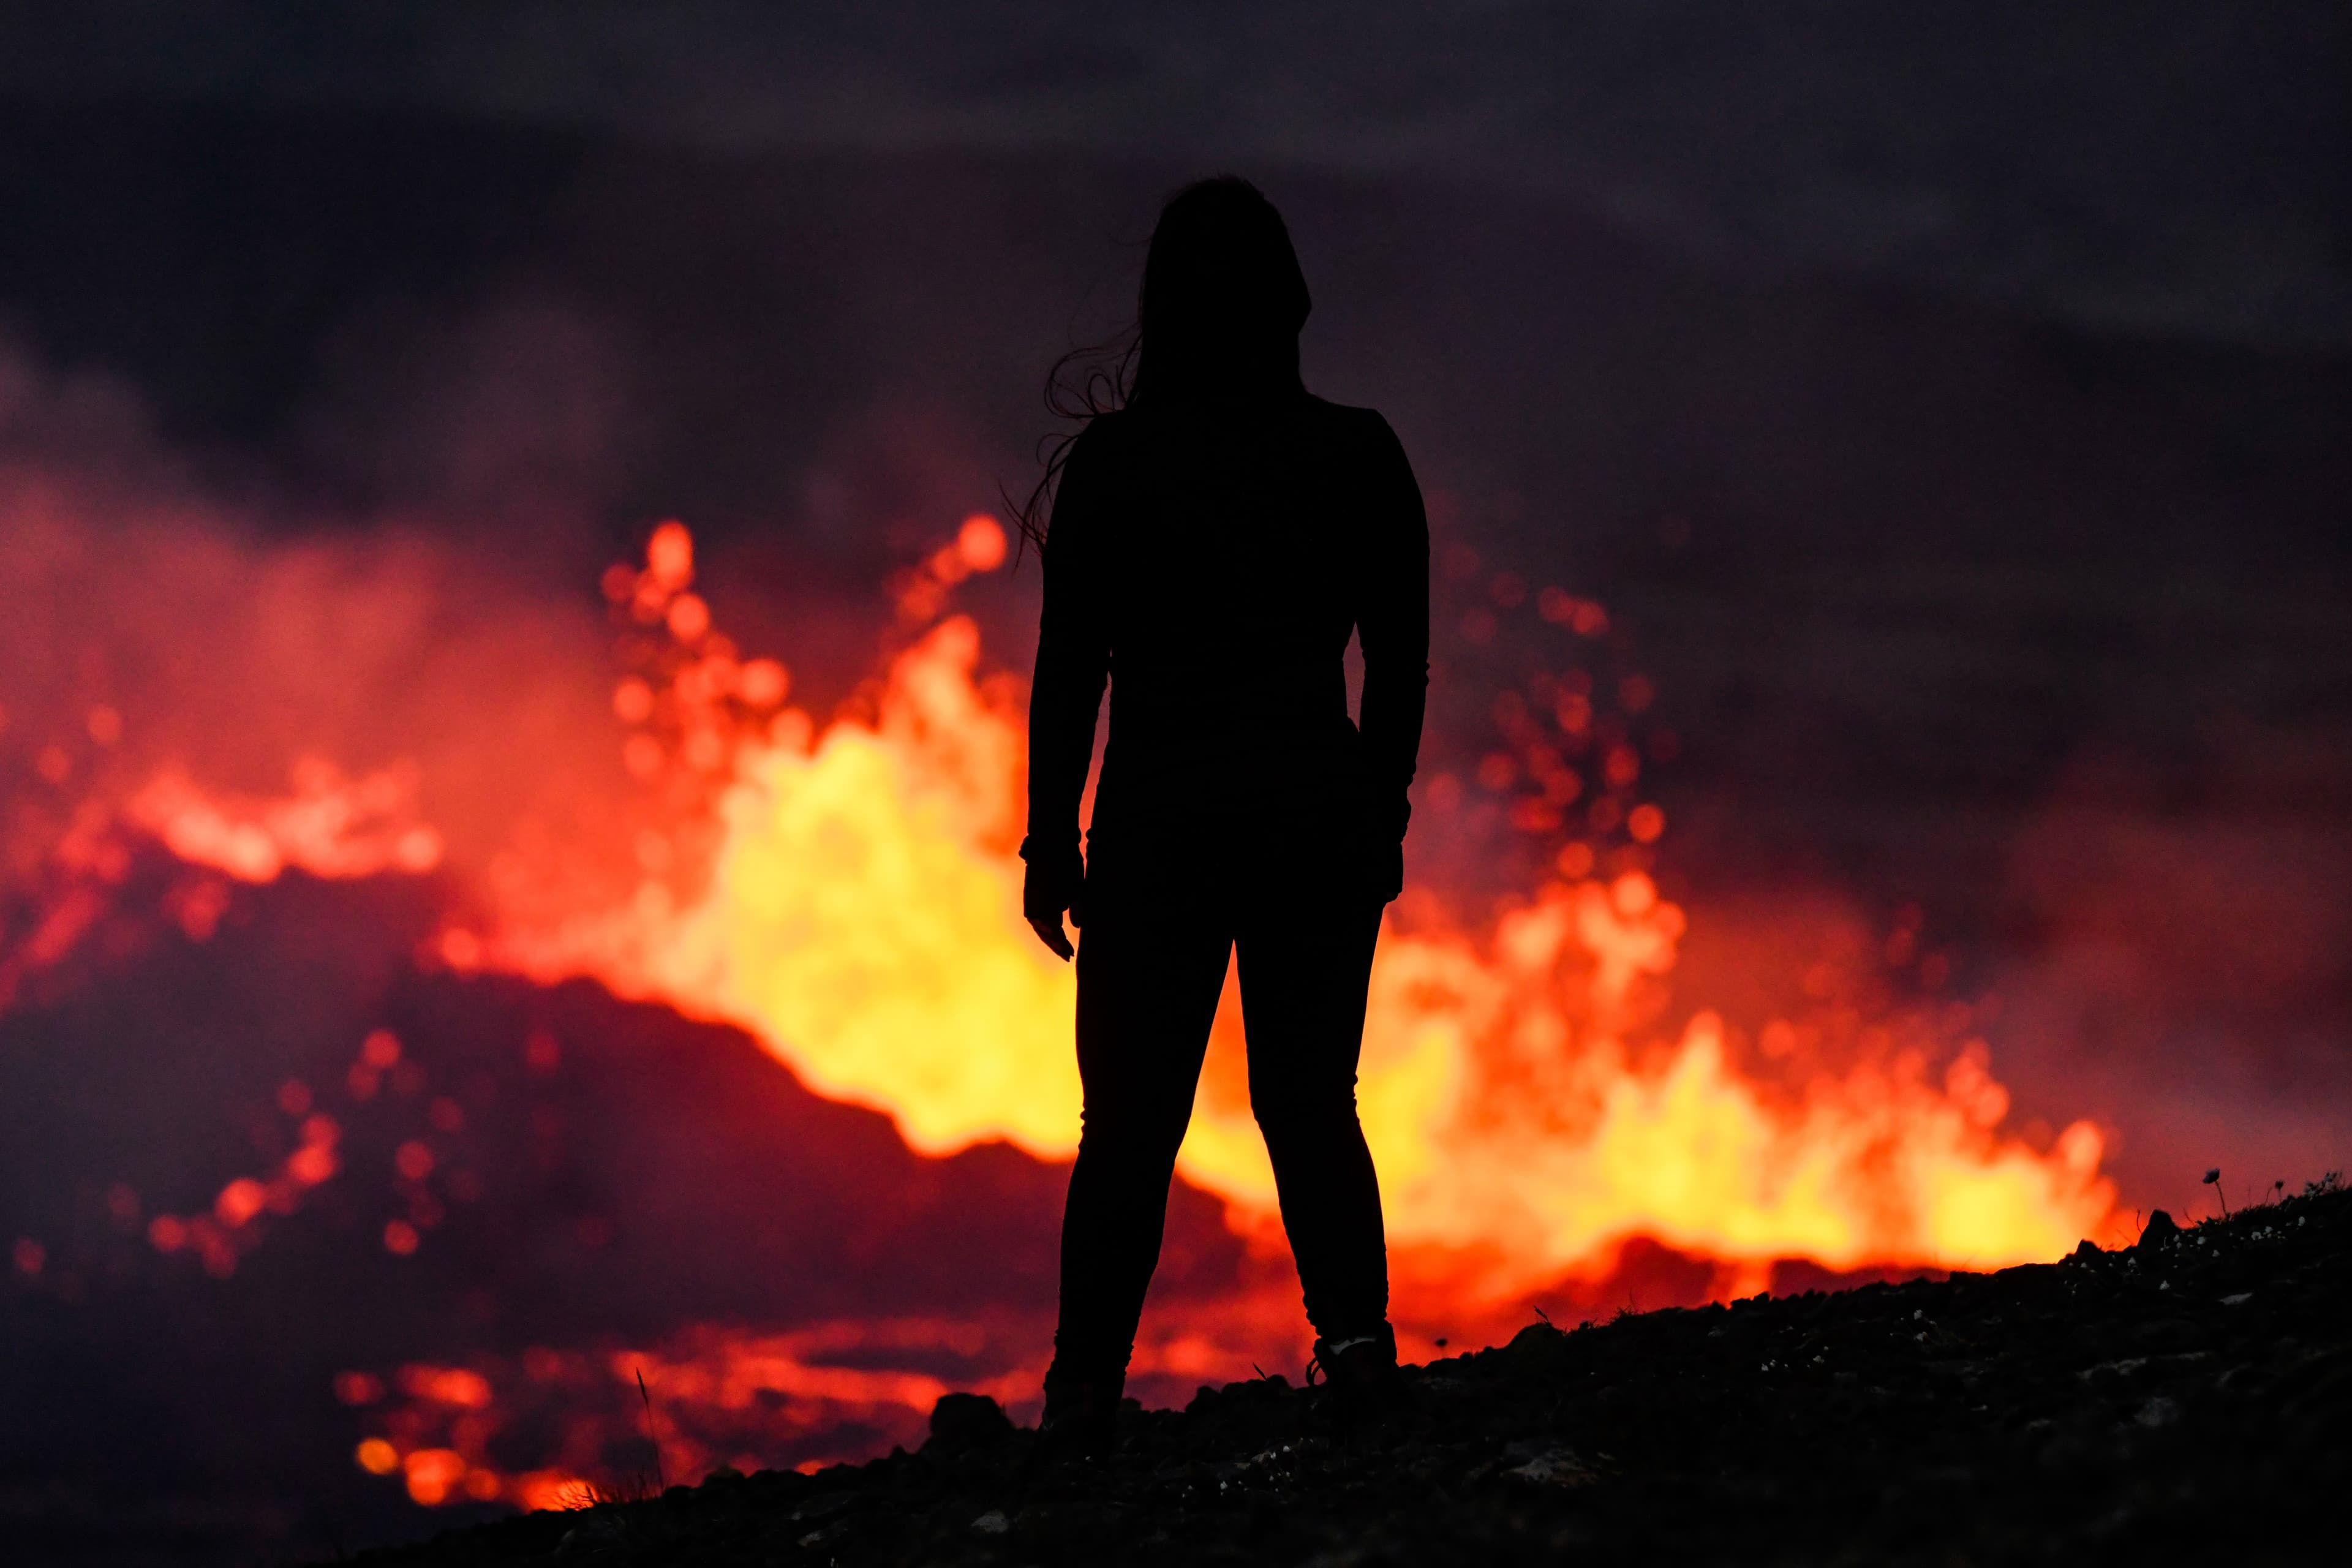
xmin=17 ymin=511 xmax=2125 ymax=1507
xmin=478 ymin=521 xmax=2118 ymax=1305
xmin=128 ymin=760 xmax=443 ymax=884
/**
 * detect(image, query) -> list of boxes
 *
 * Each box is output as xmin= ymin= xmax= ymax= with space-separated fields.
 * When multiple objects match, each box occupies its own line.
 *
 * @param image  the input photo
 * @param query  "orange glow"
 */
xmin=476 ymin=521 xmax=2117 ymax=1315
xmin=510 ymin=1471 xmax=588 ymax=1513
xmin=646 ymin=520 xmax=694 ymax=590
xmin=399 ymin=1365 xmax=494 ymax=1409
xmin=128 ymin=1100 xmax=344 ymax=1276
xmin=15 ymin=505 xmax=2131 ymax=1503
xmin=666 ymin=593 xmax=711 ymax=643
xmin=737 ymin=658 xmax=789 ymax=709
xmin=402 ymin=1448 xmax=468 ymax=1506
xmin=353 ymin=1308 xmax=1313 ymax=1507
xmin=214 ymin=1178 xmax=266 ymax=1228
xmin=336 ymin=1371 xmax=386 ymax=1406
xmin=894 ymin=515 xmax=1011 ymax=622
xmin=957 ymin=514 xmax=1008 ymax=572
xmin=128 ymin=761 xmax=442 ymax=883
xmin=613 ymin=677 xmax=655 ymax=723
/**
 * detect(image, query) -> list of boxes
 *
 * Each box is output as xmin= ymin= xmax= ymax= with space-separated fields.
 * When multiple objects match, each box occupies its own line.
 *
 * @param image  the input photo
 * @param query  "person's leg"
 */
xmin=1050 ymin=849 xmax=1232 ymax=1383
xmin=1234 ymin=892 xmax=1390 ymax=1344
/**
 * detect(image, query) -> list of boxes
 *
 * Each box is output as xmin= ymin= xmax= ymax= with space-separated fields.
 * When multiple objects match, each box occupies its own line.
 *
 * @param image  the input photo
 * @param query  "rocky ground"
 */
xmin=344 ymin=1182 xmax=2350 ymax=1566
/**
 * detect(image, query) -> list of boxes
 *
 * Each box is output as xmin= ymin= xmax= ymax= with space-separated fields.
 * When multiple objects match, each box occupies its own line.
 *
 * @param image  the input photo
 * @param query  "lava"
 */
xmin=2 ymin=503 xmax=2119 ymax=1510
xmin=470 ymin=521 xmax=2116 ymax=1320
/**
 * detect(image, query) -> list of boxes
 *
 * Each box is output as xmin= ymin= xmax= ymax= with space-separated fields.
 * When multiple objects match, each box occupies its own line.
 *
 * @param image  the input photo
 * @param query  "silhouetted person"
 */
xmin=1017 ymin=177 xmax=1429 ymax=1457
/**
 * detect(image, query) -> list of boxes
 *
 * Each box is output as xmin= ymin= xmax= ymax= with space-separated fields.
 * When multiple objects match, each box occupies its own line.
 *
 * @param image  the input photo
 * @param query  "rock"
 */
xmin=554 ymin=1515 xmax=624 ymax=1556
xmin=925 ymin=1392 xmax=1014 ymax=1454
xmin=2137 ymin=1210 xmax=2182 ymax=1249
xmin=1501 ymin=1444 xmax=1595 ymax=1488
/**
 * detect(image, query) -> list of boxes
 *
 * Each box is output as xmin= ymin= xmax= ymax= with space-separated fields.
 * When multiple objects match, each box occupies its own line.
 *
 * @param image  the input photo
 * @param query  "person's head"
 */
xmin=1131 ymin=176 xmax=1311 ymax=404
xmin=1015 ymin=176 xmax=1310 ymax=552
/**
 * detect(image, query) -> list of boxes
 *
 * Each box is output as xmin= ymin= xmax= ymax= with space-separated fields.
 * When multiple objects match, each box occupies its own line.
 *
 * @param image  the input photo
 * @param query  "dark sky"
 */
xmin=6 ymin=2 xmax=2348 ymax=349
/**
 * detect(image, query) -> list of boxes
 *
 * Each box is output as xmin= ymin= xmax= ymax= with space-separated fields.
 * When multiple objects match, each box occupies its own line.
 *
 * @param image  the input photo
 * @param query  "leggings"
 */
xmin=1051 ymin=823 xmax=1390 ymax=1378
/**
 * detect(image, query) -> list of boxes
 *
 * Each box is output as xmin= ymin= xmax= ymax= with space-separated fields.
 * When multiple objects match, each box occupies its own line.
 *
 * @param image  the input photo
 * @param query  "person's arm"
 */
xmin=1021 ymin=429 xmax=1113 ymax=957
xmin=1355 ymin=413 xmax=1430 ymax=901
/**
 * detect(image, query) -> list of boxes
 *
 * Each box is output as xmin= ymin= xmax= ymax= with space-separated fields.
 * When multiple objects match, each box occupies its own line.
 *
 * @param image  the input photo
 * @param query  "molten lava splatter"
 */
xmin=127 ymin=760 xmax=443 ymax=884
xmin=474 ymin=520 xmax=2116 ymax=1313
xmin=4 ymin=498 xmax=2120 ymax=1506
xmin=337 ymin=1289 xmax=1348 ymax=1512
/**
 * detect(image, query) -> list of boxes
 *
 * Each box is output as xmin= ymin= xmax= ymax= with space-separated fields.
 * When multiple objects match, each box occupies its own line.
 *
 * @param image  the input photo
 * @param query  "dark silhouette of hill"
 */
xmin=344 ymin=1183 xmax=2352 ymax=1566
xmin=0 ymin=844 xmax=1941 ymax=1564
xmin=0 ymin=851 xmax=1248 ymax=1564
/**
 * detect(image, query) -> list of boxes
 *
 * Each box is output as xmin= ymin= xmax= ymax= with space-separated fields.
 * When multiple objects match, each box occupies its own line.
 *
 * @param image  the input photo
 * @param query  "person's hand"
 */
xmin=1023 ymin=846 xmax=1084 ymax=961
xmin=1027 ymin=909 xmax=1075 ymax=961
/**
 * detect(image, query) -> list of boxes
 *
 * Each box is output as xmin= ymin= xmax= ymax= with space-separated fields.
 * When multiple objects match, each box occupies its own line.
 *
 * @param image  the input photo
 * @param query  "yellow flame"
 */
xmin=489 ymin=530 xmax=2116 ymax=1298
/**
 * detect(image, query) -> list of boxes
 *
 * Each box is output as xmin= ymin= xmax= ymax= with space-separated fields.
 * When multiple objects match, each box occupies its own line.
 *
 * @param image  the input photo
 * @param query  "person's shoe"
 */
xmin=1310 ymin=1323 xmax=1411 ymax=1426
xmin=1030 ymin=1366 xmax=1123 ymax=1466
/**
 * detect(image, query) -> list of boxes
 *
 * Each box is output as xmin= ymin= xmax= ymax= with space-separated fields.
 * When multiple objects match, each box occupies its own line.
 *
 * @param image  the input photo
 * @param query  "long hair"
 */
xmin=1012 ymin=176 xmax=1311 ymax=557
